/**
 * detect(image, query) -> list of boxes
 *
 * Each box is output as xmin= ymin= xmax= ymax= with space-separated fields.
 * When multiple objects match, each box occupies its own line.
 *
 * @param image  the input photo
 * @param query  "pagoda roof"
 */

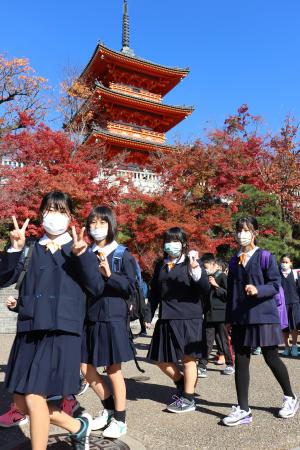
xmin=78 ymin=43 xmax=190 ymax=96
xmin=85 ymin=127 xmax=174 ymax=152
xmin=70 ymin=82 xmax=194 ymax=133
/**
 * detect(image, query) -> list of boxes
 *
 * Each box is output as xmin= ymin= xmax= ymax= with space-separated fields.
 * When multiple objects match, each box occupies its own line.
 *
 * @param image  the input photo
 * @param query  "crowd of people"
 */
xmin=0 ymin=190 xmax=299 ymax=449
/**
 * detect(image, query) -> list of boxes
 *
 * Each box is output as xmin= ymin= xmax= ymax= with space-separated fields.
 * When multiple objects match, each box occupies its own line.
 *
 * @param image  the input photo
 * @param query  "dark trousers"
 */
xmin=199 ymin=322 xmax=234 ymax=368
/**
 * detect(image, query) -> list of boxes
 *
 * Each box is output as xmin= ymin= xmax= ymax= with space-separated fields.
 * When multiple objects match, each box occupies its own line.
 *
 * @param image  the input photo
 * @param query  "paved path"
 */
xmin=1 ymin=332 xmax=300 ymax=450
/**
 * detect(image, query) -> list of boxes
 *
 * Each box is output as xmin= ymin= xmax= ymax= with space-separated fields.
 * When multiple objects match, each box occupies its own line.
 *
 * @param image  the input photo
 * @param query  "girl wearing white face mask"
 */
xmin=80 ymin=206 xmax=137 ymax=439
xmin=145 ymin=227 xmax=210 ymax=414
xmin=279 ymin=254 xmax=300 ymax=357
xmin=223 ymin=216 xmax=298 ymax=427
xmin=0 ymin=191 xmax=105 ymax=449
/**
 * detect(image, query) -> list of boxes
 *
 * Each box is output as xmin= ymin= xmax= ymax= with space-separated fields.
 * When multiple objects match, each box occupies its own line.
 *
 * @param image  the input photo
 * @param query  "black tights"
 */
xmin=235 ymin=345 xmax=294 ymax=411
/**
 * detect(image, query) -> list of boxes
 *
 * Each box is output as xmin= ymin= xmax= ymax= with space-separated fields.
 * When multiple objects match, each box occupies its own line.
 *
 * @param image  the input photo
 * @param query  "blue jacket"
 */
xmin=0 ymin=242 xmax=104 ymax=335
xmin=76 ymin=246 xmax=136 ymax=322
xmin=226 ymin=248 xmax=281 ymax=325
xmin=145 ymin=258 xmax=210 ymax=322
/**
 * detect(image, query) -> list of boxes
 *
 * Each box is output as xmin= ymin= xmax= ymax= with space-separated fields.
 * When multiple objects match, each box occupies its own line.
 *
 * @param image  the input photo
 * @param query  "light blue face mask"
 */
xmin=164 ymin=242 xmax=182 ymax=258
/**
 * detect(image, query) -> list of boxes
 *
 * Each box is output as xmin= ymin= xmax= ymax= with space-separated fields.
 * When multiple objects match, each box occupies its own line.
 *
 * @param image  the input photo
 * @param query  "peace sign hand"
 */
xmin=71 ymin=226 xmax=88 ymax=256
xmin=10 ymin=216 xmax=30 ymax=251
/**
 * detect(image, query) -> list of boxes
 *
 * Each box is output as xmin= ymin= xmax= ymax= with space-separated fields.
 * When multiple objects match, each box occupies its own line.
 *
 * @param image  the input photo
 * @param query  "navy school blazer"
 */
xmin=226 ymin=248 xmax=281 ymax=325
xmin=76 ymin=246 xmax=137 ymax=322
xmin=144 ymin=257 xmax=210 ymax=323
xmin=281 ymin=271 xmax=300 ymax=305
xmin=0 ymin=241 xmax=104 ymax=335
xmin=205 ymin=271 xmax=228 ymax=323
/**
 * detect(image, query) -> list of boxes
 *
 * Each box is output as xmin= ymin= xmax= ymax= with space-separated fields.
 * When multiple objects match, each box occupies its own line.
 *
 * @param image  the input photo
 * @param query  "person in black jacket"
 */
xmin=198 ymin=256 xmax=234 ymax=377
xmin=79 ymin=206 xmax=136 ymax=439
xmin=223 ymin=216 xmax=298 ymax=426
xmin=280 ymin=254 xmax=300 ymax=357
xmin=0 ymin=191 xmax=102 ymax=450
xmin=145 ymin=227 xmax=210 ymax=414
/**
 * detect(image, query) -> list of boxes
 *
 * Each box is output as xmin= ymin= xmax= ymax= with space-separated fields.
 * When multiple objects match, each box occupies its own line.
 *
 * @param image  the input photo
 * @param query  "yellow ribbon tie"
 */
xmin=167 ymin=262 xmax=175 ymax=271
xmin=239 ymin=253 xmax=247 ymax=266
xmin=45 ymin=241 xmax=62 ymax=253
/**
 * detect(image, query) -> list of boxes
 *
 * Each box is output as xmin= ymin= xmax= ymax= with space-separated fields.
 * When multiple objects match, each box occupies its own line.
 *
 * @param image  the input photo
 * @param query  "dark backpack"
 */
xmin=112 ymin=245 xmax=146 ymax=322
xmin=112 ymin=244 xmax=146 ymax=373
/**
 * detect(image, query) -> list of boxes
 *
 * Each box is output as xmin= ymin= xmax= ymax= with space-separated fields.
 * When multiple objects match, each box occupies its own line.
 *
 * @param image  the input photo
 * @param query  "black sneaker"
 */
xmin=78 ymin=376 xmax=89 ymax=396
xmin=69 ymin=413 xmax=92 ymax=450
xmin=166 ymin=395 xmax=196 ymax=413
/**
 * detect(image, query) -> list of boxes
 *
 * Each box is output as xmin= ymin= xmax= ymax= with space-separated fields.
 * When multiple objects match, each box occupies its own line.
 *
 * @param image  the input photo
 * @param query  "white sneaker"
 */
xmin=222 ymin=405 xmax=252 ymax=426
xmin=91 ymin=409 xmax=114 ymax=431
xmin=279 ymin=395 xmax=299 ymax=418
xmin=102 ymin=417 xmax=127 ymax=438
xmin=223 ymin=365 xmax=235 ymax=375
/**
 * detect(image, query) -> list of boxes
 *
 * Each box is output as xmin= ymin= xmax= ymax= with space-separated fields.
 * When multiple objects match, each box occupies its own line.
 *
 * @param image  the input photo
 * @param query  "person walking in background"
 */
xmin=280 ymin=254 xmax=300 ymax=357
xmin=198 ymin=255 xmax=234 ymax=378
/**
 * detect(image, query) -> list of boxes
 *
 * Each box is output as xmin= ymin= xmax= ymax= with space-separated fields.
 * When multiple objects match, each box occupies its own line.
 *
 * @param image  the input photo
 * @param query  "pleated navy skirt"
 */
xmin=5 ymin=331 xmax=81 ymax=396
xmin=283 ymin=303 xmax=300 ymax=331
xmin=147 ymin=318 xmax=203 ymax=363
xmin=81 ymin=320 xmax=134 ymax=367
xmin=231 ymin=324 xmax=283 ymax=348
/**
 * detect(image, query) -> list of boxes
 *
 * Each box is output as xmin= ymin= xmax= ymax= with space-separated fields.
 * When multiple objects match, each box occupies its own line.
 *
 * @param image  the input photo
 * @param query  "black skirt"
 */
xmin=5 ymin=331 xmax=81 ymax=396
xmin=231 ymin=324 xmax=283 ymax=348
xmin=81 ymin=320 xmax=134 ymax=367
xmin=147 ymin=318 xmax=203 ymax=363
xmin=283 ymin=303 xmax=300 ymax=331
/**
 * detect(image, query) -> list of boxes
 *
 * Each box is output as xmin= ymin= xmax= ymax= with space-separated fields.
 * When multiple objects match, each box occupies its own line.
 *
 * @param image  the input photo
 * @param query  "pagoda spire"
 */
xmin=121 ymin=0 xmax=135 ymax=56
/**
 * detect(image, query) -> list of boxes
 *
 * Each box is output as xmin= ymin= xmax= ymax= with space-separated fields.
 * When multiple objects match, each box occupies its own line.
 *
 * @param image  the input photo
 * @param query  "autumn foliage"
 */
xmin=0 ymin=53 xmax=299 ymax=271
xmin=0 ymin=55 xmax=49 ymax=135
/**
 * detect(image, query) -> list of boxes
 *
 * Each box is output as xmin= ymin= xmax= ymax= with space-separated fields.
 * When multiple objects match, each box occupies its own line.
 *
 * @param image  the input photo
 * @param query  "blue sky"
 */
xmin=1 ymin=0 xmax=300 ymax=144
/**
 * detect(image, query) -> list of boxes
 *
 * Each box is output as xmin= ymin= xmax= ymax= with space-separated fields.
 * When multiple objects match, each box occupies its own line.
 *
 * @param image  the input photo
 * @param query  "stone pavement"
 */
xmin=1 ymin=330 xmax=300 ymax=450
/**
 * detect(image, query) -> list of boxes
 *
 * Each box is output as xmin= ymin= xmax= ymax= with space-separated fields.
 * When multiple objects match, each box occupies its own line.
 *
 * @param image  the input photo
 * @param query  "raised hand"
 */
xmin=10 ymin=216 xmax=30 ymax=250
xmin=208 ymin=275 xmax=219 ymax=288
xmin=188 ymin=250 xmax=200 ymax=269
xmin=71 ymin=226 xmax=88 ymax=256
xmin=97 ymin=253 xmax=111 ymax=278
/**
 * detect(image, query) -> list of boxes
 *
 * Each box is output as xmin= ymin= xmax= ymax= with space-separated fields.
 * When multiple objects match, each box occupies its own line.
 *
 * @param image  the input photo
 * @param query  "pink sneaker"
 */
xmin=60 ymin=397 xmax=80 ymax=416
xmin=0 ymin=403 xmax=28 ymax=428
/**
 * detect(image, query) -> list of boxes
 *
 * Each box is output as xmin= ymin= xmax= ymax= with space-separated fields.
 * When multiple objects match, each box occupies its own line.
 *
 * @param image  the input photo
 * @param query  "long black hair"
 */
xmin=86 ymin=206 xmax=117 ymax=244
xmin=163 ymin=227 xmax=189 ymax=259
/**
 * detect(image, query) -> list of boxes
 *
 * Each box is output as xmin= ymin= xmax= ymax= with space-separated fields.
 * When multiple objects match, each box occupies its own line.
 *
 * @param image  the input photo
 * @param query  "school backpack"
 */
xmin=112 ymin=245 xmax=146 ymax=322
xmin=229 ymin=250 xmax=288 ymax=329
xmin=112 ymin=245 xmax=146 ymax=373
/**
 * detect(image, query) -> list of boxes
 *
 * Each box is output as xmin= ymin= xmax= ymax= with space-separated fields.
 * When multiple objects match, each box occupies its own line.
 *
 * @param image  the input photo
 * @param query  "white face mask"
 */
xmin=281 ymin=262 xmax=290 ymax=271
xmin=164 ymin=242 xmax=182 ymax=258
xmin=90 ymin=228 xmax=108 ymax=242
xmin=236 ymin=231 xmax=253 ymax=247
xmin=43 ymin=213 xmax=69 ymax=236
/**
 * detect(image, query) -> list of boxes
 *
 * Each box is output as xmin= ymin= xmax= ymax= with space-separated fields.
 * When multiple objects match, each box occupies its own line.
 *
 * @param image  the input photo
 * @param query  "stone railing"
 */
xmin=97 ymin=168 xmax=161 ymax=194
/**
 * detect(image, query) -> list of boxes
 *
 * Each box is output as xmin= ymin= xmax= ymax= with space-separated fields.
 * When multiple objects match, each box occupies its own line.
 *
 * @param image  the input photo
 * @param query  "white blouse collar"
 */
xmin=91 ymin=240 xmax=119 ymax=257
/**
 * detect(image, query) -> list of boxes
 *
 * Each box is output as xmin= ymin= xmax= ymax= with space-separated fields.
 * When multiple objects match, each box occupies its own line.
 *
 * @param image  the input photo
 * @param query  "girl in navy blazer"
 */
xmin=79 ymin=206 xmax=136 ymax=439
xmin=223 ymin=216 xmax=298 ymax=426
xmin=145 ymin=227 xmax=210 ymax=414
xmin=0 ymin=191 xmax=104 ymax=450
xmin=280 ymin=254 xmax=300 ymax=357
